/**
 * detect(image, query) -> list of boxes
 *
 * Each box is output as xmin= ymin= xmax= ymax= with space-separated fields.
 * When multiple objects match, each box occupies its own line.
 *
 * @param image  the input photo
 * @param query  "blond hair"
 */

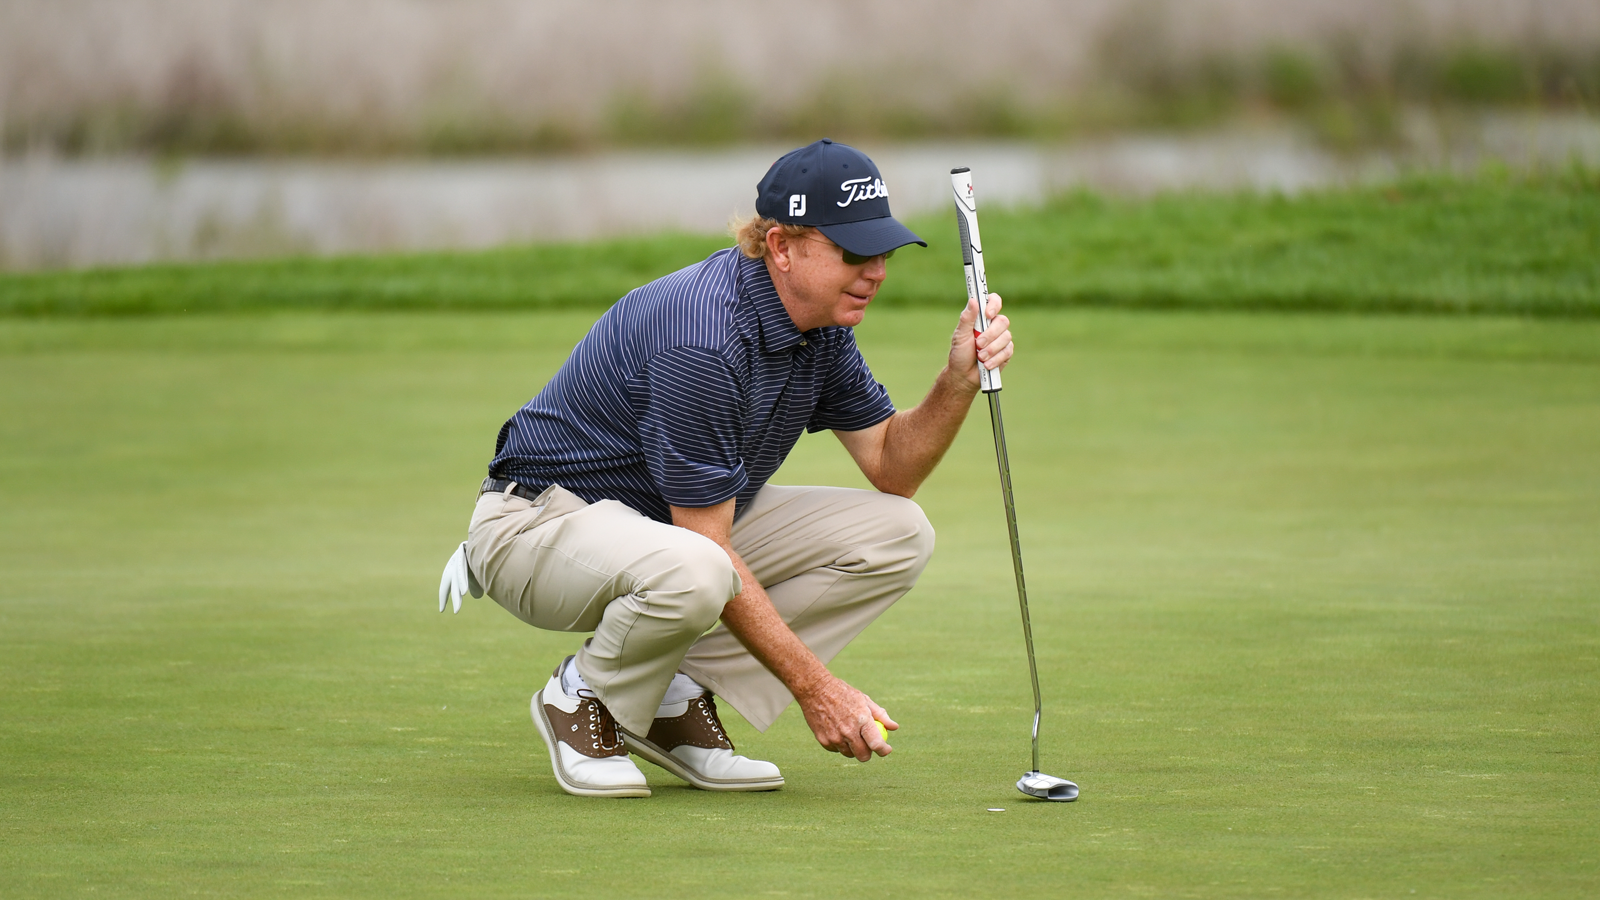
xmin=730 ymin=214 xmax=815 ymax=260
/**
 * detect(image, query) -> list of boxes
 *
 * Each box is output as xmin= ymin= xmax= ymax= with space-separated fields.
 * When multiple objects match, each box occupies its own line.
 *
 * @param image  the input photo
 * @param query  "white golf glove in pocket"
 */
xmin=438 ymin=541 xmax=484 ymax=613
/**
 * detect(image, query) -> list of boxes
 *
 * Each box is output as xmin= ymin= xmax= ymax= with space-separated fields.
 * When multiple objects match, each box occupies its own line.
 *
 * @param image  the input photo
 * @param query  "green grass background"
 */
xmin=3 ymin=171 xmax=1598 ymax=317
xmin=2 ymin=307 xmax=1597 ymax=897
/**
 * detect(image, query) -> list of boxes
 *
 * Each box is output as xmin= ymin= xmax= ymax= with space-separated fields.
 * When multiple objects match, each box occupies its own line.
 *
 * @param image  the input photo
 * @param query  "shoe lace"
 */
xmin=575 ymin=689 xmax=625 ymax=752
xmin=695 ymin=695 xmax=732 ymax=749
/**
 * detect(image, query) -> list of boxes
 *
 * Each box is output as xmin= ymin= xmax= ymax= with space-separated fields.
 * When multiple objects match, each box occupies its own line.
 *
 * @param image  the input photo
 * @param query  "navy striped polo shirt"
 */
xmin=488 ymin=248 xmax=897 ymax=523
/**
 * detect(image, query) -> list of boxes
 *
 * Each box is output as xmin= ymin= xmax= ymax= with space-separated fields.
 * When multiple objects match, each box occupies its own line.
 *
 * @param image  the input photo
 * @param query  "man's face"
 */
xmin=772 ymin=231 xmax=889 ymax=331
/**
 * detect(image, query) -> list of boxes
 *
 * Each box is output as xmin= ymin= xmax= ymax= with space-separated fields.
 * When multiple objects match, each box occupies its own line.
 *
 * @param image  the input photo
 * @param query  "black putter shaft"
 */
xmin=986 ymin=391 xmax=1042 ymax=774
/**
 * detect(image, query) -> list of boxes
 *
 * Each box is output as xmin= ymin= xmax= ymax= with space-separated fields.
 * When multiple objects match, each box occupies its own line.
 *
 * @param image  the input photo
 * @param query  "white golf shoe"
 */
xmin=530 ymin=660 xmax=650 ymax=798
xmin=623 ymin=693 xmax=783 ymax=791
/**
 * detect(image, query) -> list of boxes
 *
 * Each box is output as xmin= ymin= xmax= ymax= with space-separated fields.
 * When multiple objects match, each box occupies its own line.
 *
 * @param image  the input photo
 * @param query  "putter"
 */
xmin=951 ymin=168 xmax=1079 ymax=803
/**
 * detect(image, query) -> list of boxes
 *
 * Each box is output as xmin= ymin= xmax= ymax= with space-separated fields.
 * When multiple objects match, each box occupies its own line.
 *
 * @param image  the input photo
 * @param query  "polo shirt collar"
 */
xmin=738 ymin=254 xmax=811 ymax=353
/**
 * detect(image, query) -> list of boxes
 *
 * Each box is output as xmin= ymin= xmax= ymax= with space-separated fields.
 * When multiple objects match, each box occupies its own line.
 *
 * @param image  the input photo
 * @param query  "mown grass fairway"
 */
xmin=1 ymin=309 xmax=1596 ymax=898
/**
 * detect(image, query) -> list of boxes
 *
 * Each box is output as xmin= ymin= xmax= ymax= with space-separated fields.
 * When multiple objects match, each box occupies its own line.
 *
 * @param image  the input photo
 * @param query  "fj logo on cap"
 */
xmin=789 ymin=194 xmax=807 ymax=217
xmin=837 ymin=177 xmax=888 ymax=208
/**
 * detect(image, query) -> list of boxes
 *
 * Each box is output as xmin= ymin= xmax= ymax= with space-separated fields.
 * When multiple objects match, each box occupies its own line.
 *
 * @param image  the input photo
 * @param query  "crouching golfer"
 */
xmin=439 ymin=139 xmax=1012 ymax=797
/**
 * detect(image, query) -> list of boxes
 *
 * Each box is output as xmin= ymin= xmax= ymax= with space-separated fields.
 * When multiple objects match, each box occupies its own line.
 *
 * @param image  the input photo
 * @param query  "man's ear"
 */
xmin=766 ymin=227 xmax=795 ymax=273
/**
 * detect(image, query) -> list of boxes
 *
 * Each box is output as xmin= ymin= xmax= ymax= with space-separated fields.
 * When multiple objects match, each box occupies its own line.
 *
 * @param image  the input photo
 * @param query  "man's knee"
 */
xmin=640 ymin=531 xmax=741 ymax=626
xmin=864 ymin=493 xmax=936 ymax=579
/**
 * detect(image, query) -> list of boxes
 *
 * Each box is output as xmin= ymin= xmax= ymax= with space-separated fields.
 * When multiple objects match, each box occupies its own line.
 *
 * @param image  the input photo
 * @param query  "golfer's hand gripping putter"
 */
xmin=950 ymin=168 xmax=1000 ymax=394
xmin=951 ymin=168 xmax=1078 ymax=802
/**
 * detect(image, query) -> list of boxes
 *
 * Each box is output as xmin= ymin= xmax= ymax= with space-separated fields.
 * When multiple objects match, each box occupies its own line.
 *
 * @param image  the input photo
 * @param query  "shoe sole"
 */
xmin=623 ymin=732 xmax=785 ymax=792
xmin=531 ymin=691 xmax=651 ymax=798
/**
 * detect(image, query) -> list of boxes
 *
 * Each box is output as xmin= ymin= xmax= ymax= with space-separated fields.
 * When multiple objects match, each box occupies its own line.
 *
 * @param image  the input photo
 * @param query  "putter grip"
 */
xmin=951 ymin=168 xmax=1001 ymax=393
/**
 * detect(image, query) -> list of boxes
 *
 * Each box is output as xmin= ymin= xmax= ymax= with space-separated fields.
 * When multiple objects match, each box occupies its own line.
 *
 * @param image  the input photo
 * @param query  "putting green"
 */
xmin=1 ymin=309 xmax=1596 ymax=898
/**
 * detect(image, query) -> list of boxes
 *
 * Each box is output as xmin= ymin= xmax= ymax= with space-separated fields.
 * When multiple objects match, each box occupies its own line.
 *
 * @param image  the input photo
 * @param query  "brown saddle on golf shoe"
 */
xmin=624 ymin=693 xmax=784 ymax=792
xmin=646 ymin=695 xmax=735 ymax=751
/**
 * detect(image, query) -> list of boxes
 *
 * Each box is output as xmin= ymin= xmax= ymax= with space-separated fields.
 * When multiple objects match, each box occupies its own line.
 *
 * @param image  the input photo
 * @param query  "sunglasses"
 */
xmin=843 ymin=247 xmax=894 ymax=265
xmin=803 ymin=236 xmax=894 ymax=266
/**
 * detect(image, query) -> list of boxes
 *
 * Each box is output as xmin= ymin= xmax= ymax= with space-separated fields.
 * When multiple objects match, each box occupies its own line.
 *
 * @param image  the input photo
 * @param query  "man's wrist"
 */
xmin=786 ymin=662 xmax=834 ymax=702
xmin=938 ymin=363 xmax=982 ymax=400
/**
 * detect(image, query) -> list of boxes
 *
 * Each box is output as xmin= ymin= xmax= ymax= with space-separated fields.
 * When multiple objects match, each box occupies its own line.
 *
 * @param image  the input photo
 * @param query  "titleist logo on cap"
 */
xmin=837 ymin=177 xmax=888 ymax=208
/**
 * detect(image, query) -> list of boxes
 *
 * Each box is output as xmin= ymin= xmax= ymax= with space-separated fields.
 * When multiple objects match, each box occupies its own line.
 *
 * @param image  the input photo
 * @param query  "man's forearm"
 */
xmin=872 ymin=364 xmax=979 ymax=496
xmin=716 ymin=550 xmax=831 ymax=698
xmin=841 ymin=294 xmax=1010 ymax=497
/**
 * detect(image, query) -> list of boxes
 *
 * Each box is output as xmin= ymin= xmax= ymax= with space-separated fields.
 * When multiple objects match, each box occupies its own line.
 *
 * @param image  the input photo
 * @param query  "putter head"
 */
xmin=1017 ymin=771 xmax=1078 ymax=802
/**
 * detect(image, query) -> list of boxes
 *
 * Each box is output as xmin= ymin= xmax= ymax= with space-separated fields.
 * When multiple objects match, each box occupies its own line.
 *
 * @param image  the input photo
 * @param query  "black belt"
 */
xmin=479 ymin=476 xmax=548 ymax=504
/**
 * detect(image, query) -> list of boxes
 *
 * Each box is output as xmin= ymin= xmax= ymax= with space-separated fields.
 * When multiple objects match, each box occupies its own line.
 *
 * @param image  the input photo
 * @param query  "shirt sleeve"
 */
xmin=629 ymin=345 xmax=750 ymax=509
xmin=807 ymin=329 xmax=898 ymax=433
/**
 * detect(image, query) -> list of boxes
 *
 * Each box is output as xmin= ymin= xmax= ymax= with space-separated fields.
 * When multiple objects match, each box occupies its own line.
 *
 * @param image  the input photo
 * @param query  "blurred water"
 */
xmin=3 ymin=115 xmax=1597 ymax=271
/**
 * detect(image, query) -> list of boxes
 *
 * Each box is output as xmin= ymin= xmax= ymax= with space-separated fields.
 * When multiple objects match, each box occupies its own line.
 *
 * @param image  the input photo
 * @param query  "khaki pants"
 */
xmin=466 ymin=483 xmax=934 ymax=735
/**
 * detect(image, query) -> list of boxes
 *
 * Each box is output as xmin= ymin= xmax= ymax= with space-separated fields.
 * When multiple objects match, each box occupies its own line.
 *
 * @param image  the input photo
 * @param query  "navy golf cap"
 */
xmin=755 ymin=139 xmax=926 ymax=257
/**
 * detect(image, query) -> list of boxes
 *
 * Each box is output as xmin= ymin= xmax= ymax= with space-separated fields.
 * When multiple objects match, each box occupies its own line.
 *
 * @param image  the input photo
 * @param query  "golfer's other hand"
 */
xmin=796 ymin=674 xmax=898 ymax=761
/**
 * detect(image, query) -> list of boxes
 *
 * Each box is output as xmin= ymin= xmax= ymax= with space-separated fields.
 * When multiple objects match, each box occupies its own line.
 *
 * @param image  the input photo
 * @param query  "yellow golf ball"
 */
xmin=876 ymin=721 xmax=890 ymax=742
